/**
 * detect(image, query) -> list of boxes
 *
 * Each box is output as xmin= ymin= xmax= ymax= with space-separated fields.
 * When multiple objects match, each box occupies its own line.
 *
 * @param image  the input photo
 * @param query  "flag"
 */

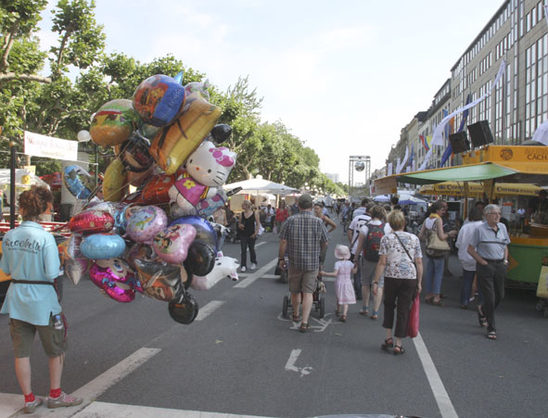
xmin=408 ymin=144 xmax=414 ymax=169
xmin=419 ymin=135 xmax=430 ymax=151
xmin=396 ymin=147 xmax=409 ymax=174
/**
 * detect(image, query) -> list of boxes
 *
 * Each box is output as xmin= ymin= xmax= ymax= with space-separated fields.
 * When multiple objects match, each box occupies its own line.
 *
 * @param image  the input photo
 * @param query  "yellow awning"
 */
xmin=419 ymin=181 xmax=541 ymax=197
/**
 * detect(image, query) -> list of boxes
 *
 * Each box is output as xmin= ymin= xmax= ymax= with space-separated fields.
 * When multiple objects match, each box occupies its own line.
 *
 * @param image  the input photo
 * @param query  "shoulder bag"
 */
xmin=425 ymin=219 xmax=450 ymax=257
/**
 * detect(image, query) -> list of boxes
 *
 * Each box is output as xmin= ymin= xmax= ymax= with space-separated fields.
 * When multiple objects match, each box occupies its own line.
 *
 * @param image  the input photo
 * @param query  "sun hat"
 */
xmin=334 ymin=244 xmax=350 ymax=260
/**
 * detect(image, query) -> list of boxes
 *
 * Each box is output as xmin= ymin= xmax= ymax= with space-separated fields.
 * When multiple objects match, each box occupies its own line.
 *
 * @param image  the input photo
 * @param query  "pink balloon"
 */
xmin=153 ymin=224 xmax=196 ymax=265
xmin=126 ymin=205 xmax=168 ymax=243
xmin=89 ymin=258 xmax=142 ymax=303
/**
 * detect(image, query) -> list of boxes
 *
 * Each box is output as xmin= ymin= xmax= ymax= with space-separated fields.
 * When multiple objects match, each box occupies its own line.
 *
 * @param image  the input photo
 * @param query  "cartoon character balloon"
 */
xmin=89 ymin=258 xmax=142 ymax=303
xmin=126 ymin=205 xmax=168 ymax=243
xmin=90 ymin=99 xmax=139 ymax=146
xmin=133 ymin=74 xmax=185 ymax=127
xmin=168 ymin=141 xmax=236 ymax=215
xmin=63 ymin=165 xmax=93 ymax=200
xmin=134 ymin=258 xmax=190 ymax=302
xmin=152 ymin=223 xmax=196 ymax=265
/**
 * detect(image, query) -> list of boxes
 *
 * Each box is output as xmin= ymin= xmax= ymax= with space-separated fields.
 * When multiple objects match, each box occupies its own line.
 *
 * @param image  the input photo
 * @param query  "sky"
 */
xmin=38 ymin=0 xmax=504 ymax=184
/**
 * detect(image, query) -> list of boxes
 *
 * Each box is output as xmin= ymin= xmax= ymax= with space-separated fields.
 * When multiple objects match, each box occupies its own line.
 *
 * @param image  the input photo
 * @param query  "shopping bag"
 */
xmin=407 ymin=294 xmax=420 ymax=338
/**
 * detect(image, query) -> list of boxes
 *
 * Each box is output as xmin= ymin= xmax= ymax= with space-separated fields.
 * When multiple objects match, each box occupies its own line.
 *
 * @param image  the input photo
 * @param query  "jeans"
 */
xmin=461 ymin=269 xmax=475 ymax=306
xmin=239 ymin=236 xmax=257 ymax=268
xmin=424 ymin=255 xmax=445 ymax=295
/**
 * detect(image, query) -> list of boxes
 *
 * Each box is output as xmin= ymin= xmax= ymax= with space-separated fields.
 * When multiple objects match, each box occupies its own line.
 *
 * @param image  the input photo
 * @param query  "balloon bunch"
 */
xmin=61 ymin=73 xmax=240 ymax=325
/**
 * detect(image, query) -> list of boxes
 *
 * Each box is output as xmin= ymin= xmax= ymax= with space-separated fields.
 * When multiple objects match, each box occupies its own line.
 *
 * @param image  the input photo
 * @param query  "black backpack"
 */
xmin=363 ymin=223 xmax=385 ymax=262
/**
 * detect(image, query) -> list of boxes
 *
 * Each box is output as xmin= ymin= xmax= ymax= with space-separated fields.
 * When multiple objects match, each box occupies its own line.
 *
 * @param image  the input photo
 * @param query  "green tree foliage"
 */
xmin=0 ymin=0 xmax=339 ymax=196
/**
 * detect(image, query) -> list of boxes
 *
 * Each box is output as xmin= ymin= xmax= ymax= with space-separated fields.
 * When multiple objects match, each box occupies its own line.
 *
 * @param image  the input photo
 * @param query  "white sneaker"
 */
xmin=240 ymin=266 xmax=247 ymax=272
xmin=250 ymin=263 xmax=257 ymax=270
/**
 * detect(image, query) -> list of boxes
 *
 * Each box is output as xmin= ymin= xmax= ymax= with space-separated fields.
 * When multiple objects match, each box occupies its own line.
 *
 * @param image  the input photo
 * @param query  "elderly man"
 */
xmin=278 ymin=194 xmax=328 ymax=333
xmin=467 ymin=204 xmax=510 ymax=340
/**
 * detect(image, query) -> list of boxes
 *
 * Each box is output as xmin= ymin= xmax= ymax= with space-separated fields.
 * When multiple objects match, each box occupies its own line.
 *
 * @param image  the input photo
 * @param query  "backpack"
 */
xmin=363 ymin=222 xmax=385 ymax=262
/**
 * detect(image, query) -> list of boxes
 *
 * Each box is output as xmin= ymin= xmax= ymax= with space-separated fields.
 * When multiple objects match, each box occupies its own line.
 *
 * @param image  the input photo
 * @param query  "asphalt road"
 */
xmin=0 ymin=218 xmax=547 ymax=418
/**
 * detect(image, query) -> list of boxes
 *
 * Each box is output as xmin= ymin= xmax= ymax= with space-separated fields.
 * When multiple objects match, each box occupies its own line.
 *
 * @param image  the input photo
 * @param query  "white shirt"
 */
xmin=348 ymin=213 xmax=371 ymax=254
xmin=455 ymin=220 xmax=482 ymax=271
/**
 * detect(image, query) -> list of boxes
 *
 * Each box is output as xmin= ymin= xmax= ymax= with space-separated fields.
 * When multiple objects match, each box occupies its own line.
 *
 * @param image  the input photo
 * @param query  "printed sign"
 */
xmin=24 ymin=131 xmax=78 ymax=161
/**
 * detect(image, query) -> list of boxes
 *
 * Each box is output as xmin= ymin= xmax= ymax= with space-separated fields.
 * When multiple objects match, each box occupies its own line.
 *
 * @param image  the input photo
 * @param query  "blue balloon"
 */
xmin=63 ymin=165 xmax=93 ymax=199
xmin=173 ymin=71 xmax=184 ymax=85
xmin=80 ymin=233 xmax=126 ymax=260
xmin=169 ymin=216 xmax=217 ymax=251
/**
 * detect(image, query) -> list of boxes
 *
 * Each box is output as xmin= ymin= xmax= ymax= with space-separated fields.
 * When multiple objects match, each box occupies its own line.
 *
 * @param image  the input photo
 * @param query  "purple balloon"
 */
xmin=126 ymin=205 xmax=168 ymax=243
xmin=153 ymin=223 xmax=196 ymax=265
xmin=89 ymin=258 xmax=142 ymax=303
xmin=169 ymin=215 xmax=217 ymax=251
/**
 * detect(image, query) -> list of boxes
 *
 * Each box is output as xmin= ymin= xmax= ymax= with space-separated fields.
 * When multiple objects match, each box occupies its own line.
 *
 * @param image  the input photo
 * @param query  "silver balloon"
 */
xmin=77 ymin=130 xmax=91 ymax=142
xmin=355 ymin=161 xmax=365 ymax=171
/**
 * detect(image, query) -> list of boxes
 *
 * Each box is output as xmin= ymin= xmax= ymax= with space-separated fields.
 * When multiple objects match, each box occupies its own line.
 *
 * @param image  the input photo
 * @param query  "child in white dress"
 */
xmin=321 ymin=244 xmax=357 ymax=322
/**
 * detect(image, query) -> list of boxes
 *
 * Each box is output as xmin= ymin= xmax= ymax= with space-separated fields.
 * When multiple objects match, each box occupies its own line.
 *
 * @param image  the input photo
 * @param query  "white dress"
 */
xmin=334 ymin=260 xmax=356 ymax=304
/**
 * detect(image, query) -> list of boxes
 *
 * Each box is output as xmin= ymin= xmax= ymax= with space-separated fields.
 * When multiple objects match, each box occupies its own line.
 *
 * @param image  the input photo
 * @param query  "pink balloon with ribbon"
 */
xmin=153 ymin=223 xmax=197 ymax=265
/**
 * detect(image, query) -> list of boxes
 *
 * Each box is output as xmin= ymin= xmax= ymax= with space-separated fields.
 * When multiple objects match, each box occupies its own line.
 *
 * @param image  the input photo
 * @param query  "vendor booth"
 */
xmin=374 ymin=145 xmax=548 ymax=290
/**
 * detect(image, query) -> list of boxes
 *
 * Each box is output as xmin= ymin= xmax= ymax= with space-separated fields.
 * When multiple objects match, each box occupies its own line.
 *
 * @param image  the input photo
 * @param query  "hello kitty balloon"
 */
xmin=168 ymin=140 xmax=236 ymax=215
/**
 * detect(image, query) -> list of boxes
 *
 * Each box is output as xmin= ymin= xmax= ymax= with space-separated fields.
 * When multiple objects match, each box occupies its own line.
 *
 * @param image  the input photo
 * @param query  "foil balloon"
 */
xmin=68 ymin=209 xmax=114 ymax=234
xmin=63 ymin=165 xmax=93 ymax=200
xmin=169 ymin=216 xmax=217 ymax=251
xmin=184 ymin=240 xmax=216 ymax=277
xmin=133 ymin=74 xmax=185 ymax=126
xmin=152 ymin=223 xmax=196 ymax=265
xmin=173 ymin=71 xmax=184 ymax=85
xmin=168 ymin=141 xmax=236 ymax=215
xmin=149 ymin=91 xmax=221 ymax=175
xmin=119 ymin=132 xmax=154 ymax=173
xmin=168 ymin=291 xmax=199 ymax=324
xmin=191 ymin=255 xmax=239 ymax=290
xmin=125 ymin=242 xmax=155 ymax=271
xmin=139 ymin=123 xmax=161 ymax=140
xmin=58 ymin=234 xmax=89 ymax=285
xmin=127 ymin=166 xmax=154 ymax=188
xmin=89 ymin=258 xmax=142 ymax=303
xmin=184 ymin=79 xmax=210 ymax=100
xmin=209 ymin=124 xmax=232 ymax=144
xmin=122 ymin=171 xmax=180 ymax=206
xmin=90 ymin=99 xmax=139 ymax=146
xmin=134 ymin=258 xmax=190 ymax=302
xmin=103 ymin=158 xmax=128 ymax=202
xmin=80 ymin=233 xmax=126 ymax=260
xmin=197 ymin=192 xmax=226 ymax=219
xmin=126 ymin=205 xmax=168 ymax=243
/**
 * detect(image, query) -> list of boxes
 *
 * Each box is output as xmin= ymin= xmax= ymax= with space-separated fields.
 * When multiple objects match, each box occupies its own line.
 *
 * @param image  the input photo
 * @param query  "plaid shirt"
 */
xmin=279 ymin=210 xmax=328 ymax=271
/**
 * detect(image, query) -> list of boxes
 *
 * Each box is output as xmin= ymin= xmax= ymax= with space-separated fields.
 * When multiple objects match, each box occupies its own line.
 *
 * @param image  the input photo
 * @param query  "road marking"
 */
xmin=195 ymin=300 xmax=225 ymax=321
xmin=234 ymin=258 xmax=278 ymax=288
xmin=413 ymin=332 xmax=458 ymax=418
xmin=284 ymin=349 xmax=313 ymax=377
xmin=288 ymin=315 xmax=334 ymax=333
xmin=11 ymin=348 xmax=162 ymax=418
xmin=255 ymin=241 xmax=266 ymax=248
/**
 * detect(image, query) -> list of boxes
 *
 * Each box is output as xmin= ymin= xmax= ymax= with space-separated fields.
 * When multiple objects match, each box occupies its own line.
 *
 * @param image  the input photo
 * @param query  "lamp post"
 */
xmin=9 ymin=140 xmax=16 ymax=229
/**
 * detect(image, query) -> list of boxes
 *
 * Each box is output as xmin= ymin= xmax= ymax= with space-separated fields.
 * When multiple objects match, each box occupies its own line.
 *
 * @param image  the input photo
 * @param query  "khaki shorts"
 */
xmin=9 ymin=314 xmax=67 ymax=358
xmin=288 ymin=267 xmax=318 ymax=294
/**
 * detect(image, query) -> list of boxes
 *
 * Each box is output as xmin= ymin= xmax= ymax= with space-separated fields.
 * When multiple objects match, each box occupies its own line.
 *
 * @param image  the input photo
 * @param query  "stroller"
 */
xmin=281 ymin=275 xmax=326 ymax=320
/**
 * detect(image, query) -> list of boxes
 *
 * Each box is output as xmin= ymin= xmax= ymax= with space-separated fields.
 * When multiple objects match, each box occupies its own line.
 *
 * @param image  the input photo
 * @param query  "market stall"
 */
xmin=374 ymin=145 xmax=548 ymax=291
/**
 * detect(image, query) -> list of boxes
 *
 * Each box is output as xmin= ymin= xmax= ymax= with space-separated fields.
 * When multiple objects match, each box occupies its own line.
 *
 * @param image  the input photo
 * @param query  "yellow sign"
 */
xmin=419 ymin=181 xmax=540 ymax=197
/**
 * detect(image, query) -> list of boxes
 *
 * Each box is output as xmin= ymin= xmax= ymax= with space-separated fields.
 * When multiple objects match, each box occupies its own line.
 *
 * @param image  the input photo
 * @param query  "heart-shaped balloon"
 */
xmin=126 ymin=205 xmax=167 ymax=243
xmin=169 ymin=215 xmax=217 ymax=251
xmin=152 ymin=223 xmax=196 ymax=265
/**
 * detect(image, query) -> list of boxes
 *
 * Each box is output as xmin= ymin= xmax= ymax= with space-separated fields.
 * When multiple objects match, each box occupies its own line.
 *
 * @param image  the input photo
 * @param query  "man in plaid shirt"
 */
xmin=278 ymin=194 xmax=328 ymax=333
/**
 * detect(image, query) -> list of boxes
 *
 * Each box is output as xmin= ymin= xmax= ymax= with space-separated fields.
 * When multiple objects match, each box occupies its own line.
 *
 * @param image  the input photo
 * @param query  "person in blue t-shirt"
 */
xmin=0 ymin=186 xmax=82 ymax=413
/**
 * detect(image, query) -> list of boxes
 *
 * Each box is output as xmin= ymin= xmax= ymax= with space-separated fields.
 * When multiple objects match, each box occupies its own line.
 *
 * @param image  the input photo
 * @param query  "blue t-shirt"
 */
xmin=0 ymin=221 xmax=61 ymax=325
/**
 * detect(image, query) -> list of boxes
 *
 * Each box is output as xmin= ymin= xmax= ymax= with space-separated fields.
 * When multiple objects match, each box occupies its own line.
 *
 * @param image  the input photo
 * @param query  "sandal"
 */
xmin=339 ymin=315 xmax=346 ymax=322
xmin=370 ymin=311 xmax=378 ymax=320
xmin=431 ymin=299 xmax=443 ymax=306
xmin=292 ymin=314 xmax=301 ymax=322
xmin=477 ymin=307 xmax=487 ymax=327
xmin=381 ymin=337 xmax=393 ymax=351
xmin=359 ymin=306 xmax=369 ymax=316
xmin=393 ymin=345 xmax=405 ymax=355
xmin=487 ymin=331 xmax=497 ymax=340
xmin=299 ymin=322 xmax=309 ymax=333
xmin=424 ymin=295 xmax=434 ymax=304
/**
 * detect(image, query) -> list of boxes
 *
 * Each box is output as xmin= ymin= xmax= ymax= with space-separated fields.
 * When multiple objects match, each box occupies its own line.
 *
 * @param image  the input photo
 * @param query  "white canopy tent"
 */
xmin=223 ymin=175 xmax=299 ymax=196
xmin=0 ymin=169 xmax=49 ymax=188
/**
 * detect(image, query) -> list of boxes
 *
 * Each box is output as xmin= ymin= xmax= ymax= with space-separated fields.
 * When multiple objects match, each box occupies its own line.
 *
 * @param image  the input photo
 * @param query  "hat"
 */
xmin=334 ymin=244 xmax=350 ymax=260
xmin=298 ymin=193 xmax=313 ymax=209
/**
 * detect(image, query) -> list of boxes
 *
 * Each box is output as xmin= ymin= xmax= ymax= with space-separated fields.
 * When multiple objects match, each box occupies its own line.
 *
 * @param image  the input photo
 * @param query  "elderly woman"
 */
xmin=372 ymin=210 xmax=423 ymax=355
xmin=418 ymin=200 xmax=457 ymax=306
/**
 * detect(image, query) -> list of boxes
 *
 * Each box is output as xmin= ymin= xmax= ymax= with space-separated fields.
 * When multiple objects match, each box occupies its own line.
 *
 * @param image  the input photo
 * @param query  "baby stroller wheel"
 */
xmin=282 ymin=295 xmax=290 ymax=319
xmin=318 ymin=293 xmax=325 ymax=319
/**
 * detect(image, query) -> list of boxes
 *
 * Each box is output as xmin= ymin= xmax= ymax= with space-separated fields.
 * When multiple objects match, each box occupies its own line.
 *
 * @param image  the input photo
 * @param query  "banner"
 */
xmin=24 ymin=131 xmax=78 ymax=161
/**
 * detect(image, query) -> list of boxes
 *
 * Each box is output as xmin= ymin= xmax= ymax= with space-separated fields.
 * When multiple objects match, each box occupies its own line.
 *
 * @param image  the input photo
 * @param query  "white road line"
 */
xmin=195 ymin=300 xmax=225 ymax=321
xmin=255 ymin=241 xmax=267 ymax=248
xmin=234 ymin=258 xmax=278 ymax=288
xmin=413 ymin=332 xmax=459 ymax=418
xmin=284 ymin=349 xmax=312 ymax=377
xmin=15 ymin=348 xmax=162 ymax=418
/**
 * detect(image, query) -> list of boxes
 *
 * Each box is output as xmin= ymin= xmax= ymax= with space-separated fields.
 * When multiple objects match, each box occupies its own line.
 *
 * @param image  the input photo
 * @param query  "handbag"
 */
xmin=407 ymin=293 xmax=420 ymax=338
xmin=425 ymin=219 xmax=450 ymax=257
